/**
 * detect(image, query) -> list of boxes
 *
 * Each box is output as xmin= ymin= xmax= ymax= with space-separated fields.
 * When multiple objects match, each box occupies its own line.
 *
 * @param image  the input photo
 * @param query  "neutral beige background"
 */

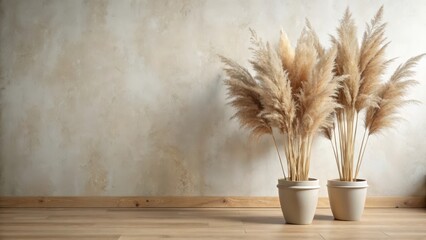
xmin=0 ymin=0 xmax=425 ymax=196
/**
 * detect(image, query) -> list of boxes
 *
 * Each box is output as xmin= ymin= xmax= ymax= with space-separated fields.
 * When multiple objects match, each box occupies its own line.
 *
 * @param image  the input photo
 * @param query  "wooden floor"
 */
xmin=0 ymin=208 xmax=425 ymax=239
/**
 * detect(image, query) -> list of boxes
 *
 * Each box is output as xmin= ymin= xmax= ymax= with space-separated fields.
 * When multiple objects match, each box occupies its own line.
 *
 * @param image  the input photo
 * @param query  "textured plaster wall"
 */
xmin=0 ymin=0 xmax=425 ymax=196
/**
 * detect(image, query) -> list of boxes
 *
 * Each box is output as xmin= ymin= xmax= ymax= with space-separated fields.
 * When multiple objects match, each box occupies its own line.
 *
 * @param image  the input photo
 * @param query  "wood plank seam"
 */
xmin=0 ymin=196 xmax=424 ymax=208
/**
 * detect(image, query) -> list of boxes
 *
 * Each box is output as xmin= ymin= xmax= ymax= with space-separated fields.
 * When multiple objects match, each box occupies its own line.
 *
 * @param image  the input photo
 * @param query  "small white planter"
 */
xmin=327 ymin=179 xmax=368 ymax=221
xmin=277 ymin=178 xmax=320 ymax=225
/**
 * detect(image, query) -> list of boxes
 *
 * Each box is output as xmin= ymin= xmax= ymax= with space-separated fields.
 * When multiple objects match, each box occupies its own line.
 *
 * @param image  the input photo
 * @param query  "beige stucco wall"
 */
xmin=0 ymin=0 xmax=425 ymax=196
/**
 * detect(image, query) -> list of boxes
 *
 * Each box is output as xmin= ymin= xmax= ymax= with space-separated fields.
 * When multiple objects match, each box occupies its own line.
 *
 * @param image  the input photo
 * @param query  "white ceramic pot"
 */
xmin=327 ymin=179 xmax=368 ymax=221
xmin=277 ymin=178 xmax=320 ymax=225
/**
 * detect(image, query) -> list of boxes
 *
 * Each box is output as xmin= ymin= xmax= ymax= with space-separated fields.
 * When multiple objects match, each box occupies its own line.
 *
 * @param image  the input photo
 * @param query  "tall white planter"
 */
xmin=277 ymin=178 xmax=320 ymax=225
xmin=327 ymin=179 xmax=368 ymax=221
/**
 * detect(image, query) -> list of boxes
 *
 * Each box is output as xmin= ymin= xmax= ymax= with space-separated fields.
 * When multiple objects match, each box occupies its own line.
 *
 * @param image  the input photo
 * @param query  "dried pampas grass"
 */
xmin=221 ymin=6 xmax=422 ymax=182
xmin=326 ymin=7 xmax=423 ymax=181
xmin=221 ymin=25 xmax=340 ymax=181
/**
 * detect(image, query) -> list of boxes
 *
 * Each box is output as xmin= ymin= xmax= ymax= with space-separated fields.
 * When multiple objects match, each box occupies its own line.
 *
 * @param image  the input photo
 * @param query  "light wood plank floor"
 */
xmin=0 ymin=208 xmax=425 ymax=239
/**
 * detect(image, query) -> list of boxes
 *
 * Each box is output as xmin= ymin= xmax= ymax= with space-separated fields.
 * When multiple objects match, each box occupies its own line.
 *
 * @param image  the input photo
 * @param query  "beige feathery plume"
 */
xmin=365 ymin=54 xmax=424 ymax=135
xmin=298 ymin=46 xmax=340 ymax=136
xmin=305 ymin=19 xmax=325 ymax=58
xmin=249 ymin=30 xmax=296 ymax=134
xmin=279 ymin=30 xmax=295 ymax=75
xmin=220 ymin=53 xmax=290 ymax=178
xmin=356 ymin=6 xmax=388 ymax=112
xmin=334 ymin=8 xmax=360 ymax=107
xmin=291 ymin=29 xmax=318 ymax=94
xmin=321 ymin=114 xmax=335 ymax=140
xmin=220 ymin=56 xmax=272 ymax=139
xmin=305 ymin=20 xmax=343 ymax=140
xmin=319 ymin=74 xmax=347 ymax=140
